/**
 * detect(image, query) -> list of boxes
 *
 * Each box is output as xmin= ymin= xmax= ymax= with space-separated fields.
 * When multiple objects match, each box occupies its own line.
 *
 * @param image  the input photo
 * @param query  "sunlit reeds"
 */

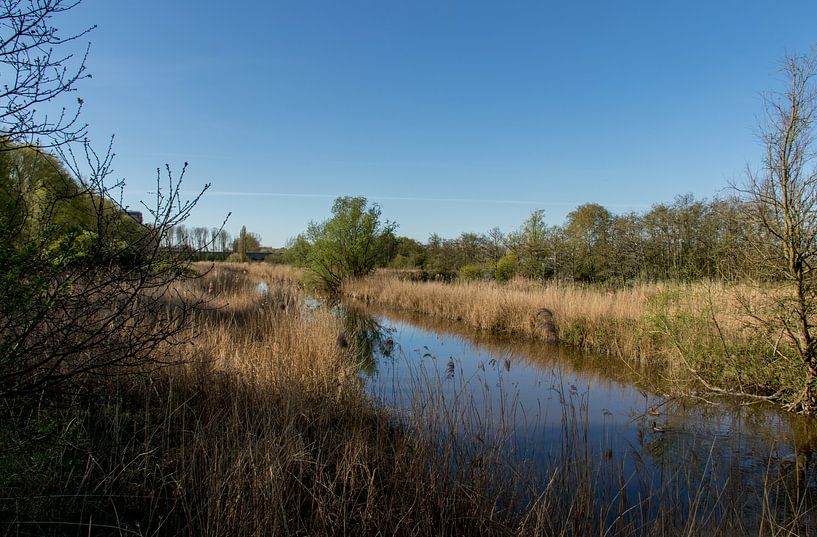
xmin=342 ymin=271 xmax=806 ymax=401
xmin=4 ymin=262 xmax=813 ymax=535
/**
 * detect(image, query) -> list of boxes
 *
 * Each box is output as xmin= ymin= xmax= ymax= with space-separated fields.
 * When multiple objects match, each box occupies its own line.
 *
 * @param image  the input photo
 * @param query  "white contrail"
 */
xmin=197 ymin=190 xmax=647 ymax=208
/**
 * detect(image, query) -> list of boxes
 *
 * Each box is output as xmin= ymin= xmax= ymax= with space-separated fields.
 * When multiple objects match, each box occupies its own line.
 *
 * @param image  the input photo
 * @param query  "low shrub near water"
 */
xmin=458 ymin=262 xmax=492 ymax=281
xmin=495 ymin=252 xmax=518 ymax=282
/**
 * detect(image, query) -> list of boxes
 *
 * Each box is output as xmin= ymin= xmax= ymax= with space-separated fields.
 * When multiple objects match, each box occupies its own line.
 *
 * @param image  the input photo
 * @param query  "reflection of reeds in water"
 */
xmin=369 ymin=337 xmax=817 ymax=536
xmin=343 ymin=271 xmax=654 ymax=357
xmin=350 ymin=299 xmax=668 ymax=392
xmin=20 ymin=262 xmax=811 ymax=535
xmin=343 ymin=272 xmax=810 ymax=404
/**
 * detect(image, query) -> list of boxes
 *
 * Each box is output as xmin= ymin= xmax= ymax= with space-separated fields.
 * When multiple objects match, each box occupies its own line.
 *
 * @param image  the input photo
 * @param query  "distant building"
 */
xmin=246 ymin=251 xmax=272 ymax=261
xmin=126 ymin=211 xmax=143 ymax=224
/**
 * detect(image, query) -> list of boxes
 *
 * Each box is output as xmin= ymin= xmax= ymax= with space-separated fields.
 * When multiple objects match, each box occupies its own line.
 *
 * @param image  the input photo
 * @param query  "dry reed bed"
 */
xmin=342 ymin=273 xmax=804 ymax=399
xmin=120 ymin=263 xmax=550 ymax=535
xmin=344 ymin=273 xmax=658 ymax=359
xmin=171 ymin=264 xmax=808 ymax=536
xmin=17 ymin=263 xmax=806 ymax=535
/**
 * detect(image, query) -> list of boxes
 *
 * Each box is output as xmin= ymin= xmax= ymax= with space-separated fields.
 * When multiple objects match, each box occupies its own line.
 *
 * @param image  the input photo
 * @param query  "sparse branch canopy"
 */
xmin=737 ymin=50 xmax=817 ymax=413
xmin=0 ymin=1 xmax=223 ymax=399
xmin=0 ymin=144 xmax=216 ymax=397
xmin=0 ymin=0 xmax=94 ymax=147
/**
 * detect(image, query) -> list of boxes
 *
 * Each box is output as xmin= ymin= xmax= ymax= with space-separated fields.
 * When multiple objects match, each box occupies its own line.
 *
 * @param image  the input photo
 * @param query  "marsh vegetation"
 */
xmin=3 ymin=2 xmax=817 ymax=534
xmin=5 ymin=263 xmax=816 ymax=535
xmin=343 ymin=272 xmax=805 ymax=406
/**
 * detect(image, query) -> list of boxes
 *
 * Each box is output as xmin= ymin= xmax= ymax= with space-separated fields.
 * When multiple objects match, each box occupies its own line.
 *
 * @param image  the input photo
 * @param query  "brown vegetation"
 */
xmin=342 ymin=271 xmax=807 ymax=404
xmin=4 ymin=263 xmax=813 ymax=535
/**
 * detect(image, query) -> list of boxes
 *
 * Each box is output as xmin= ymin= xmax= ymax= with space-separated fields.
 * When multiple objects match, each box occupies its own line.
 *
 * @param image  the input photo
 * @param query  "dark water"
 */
xmin=344 ymin=303 xmax=817 ymax=529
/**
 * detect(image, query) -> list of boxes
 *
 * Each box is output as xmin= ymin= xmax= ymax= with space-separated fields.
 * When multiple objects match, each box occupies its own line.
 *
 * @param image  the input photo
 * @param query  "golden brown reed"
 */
xmin=46 ymin=262 xmax=807 ymax=536
xmin=343 ymin=272 xmax=655 ymax=358
xmin=342 ymin=271 xmax=806 ymax=401
xmin=130 ymin=262 xmax=545 ymax=535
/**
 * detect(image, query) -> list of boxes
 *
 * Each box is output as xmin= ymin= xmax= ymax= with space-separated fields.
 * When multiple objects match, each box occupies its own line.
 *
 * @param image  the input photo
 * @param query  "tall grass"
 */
xmin=343 ymin=273 xmax=672 ymax=358
xmin=342 ymin=272 xmax=807 ymax=402
xmin=1 ymin=263 xmax=813 ymax=535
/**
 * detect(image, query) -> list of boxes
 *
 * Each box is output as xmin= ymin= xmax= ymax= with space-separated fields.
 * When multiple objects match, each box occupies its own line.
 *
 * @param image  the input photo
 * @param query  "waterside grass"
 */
xmin=1 ymin=262 xmax=813 ymax=535
xmin=342 ymin=271 xmax=806 ymax=403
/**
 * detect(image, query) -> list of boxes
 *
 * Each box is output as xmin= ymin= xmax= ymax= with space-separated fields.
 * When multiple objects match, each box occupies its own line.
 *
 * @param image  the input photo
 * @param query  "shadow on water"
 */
xmin=340 ymin=300 xmax=817 ymax=532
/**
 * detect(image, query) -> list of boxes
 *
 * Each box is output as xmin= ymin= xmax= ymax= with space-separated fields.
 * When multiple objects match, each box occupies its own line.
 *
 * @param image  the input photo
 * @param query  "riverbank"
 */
xmin=3 ymin=263 xmax=811 ymax=535
xmin=3 ymin=263 xmax=543 ymax=534
xmin=342 ymin=271 xmax=805 ymax=405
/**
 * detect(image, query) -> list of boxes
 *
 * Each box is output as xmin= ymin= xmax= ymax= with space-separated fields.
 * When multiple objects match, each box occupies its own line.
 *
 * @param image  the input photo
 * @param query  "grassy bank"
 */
xmin=342 ymin=272 xmax=806 ymax=403
xmin=1 ymin=263 xmax=811 ymax=535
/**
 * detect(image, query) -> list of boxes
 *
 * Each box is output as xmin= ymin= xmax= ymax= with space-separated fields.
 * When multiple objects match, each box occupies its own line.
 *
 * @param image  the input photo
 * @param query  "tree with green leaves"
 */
xmin=291 ymin=196 xmax=397 ymax=290
xmin=508 ymin=209 xmax=559 ymax=279
xmin=232 ymin=225 xmax=260 ymax=260
xmin=564 ymin=203 xmax=612 ymax=281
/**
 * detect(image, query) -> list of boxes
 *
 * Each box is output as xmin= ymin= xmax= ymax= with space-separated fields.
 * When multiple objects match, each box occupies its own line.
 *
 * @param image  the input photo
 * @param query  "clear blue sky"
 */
xmin=62 ymin=0 xmax=817 ymax=247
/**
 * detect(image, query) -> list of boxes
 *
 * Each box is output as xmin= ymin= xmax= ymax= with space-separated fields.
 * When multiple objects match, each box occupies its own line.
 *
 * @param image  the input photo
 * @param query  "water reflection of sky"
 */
xmin=356 ymin=305 xmax=817 ymax=529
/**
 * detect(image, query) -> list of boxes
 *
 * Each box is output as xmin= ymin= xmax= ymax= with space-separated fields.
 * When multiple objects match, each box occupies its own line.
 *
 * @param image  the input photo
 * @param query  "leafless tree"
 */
xmin=0 ymin=0 xmax=94 ymax=148
xmin=484 ymin=227 xmax=506 ymax=270
xmin=192 ymin=226 xmax=209 ymax=252
xmin=173 ymin=223 xmax=189 ymax=248
xmin=210 ymin=226 xmax=219 ymax=252
xmin=216 ymin=228 xmax=230 ymax=253
xmin=737 ymin=50 xmax=817 ymax=413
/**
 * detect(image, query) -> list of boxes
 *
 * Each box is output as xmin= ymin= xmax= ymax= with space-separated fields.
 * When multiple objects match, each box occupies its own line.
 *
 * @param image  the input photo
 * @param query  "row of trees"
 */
xmin=165 ymin=224 xmax=232 ymax=252
xmin=286 ymin=192 xmax=749 ymax=288
xmin=385 ymin=194 xmax=748 ymax=283
xmin=165 ymin=224 xmax=269 ymax=261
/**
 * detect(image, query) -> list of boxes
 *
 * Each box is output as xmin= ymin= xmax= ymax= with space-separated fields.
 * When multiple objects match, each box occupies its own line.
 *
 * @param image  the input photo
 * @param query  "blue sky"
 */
xmin=61 ymin=1 xmax=817 ymax=246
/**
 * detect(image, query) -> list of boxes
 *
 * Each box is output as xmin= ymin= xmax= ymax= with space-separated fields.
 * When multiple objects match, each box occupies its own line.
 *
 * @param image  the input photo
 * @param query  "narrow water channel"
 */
xmin=344 ymin=302 xmax=817 ymax=531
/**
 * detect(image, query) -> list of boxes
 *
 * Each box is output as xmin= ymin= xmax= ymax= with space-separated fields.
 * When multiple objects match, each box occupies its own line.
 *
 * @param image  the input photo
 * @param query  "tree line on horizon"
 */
xmin=382 ymin=193 xmax=750 ymax=284
xmin=277 ymin=193 xmax=752 ymax=286
xmin=171 ymin=192 xmax=752 ymax=286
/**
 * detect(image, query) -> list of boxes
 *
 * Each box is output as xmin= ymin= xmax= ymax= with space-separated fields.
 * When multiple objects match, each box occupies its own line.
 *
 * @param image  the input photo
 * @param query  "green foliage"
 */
xmin=508 ymin=210 xmax=557 ymax=279
xmin=233 ymin=225 xmax=262 ymax=256
xmin=565 ymin=203 xmax=612 ymax=281
xmin=292 ymin=196 xmax=397 ymax=290
xmin=458 ymin=263 xmax=490 ymax=281
xmin=262 ymin=248 xmax=289 ymax=264
xmin=388 ymin=236 xmax=426 ymax=269
xmin=643 ymin=286 xmax=802 ymax=400
xmin=0 ymin=143 xmax=205 ymax=399
xmin=0 ymin=407 xmax=83 ymax=493
xmin=495 ymin=252 xmax=518 ymax=282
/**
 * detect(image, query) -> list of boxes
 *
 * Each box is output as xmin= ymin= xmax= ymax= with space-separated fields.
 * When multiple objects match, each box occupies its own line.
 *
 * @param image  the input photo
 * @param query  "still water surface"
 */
xmin=346 ymin=303 xmax=817 ymax=527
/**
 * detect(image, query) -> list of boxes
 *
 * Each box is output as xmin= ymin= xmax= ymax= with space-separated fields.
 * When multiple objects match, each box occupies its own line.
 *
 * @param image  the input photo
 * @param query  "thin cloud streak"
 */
xmin=192 ymin=190 xmax=649 ymax=209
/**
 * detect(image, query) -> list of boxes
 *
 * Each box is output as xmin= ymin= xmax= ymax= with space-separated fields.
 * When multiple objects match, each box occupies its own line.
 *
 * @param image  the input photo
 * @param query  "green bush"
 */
xmin=495 ymin=253 xmax=517 ymax=282
xmin=291 ymin=196 xmax=397 ymax=291
xmin=458 ymin=263 xmax=489 ymax=281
